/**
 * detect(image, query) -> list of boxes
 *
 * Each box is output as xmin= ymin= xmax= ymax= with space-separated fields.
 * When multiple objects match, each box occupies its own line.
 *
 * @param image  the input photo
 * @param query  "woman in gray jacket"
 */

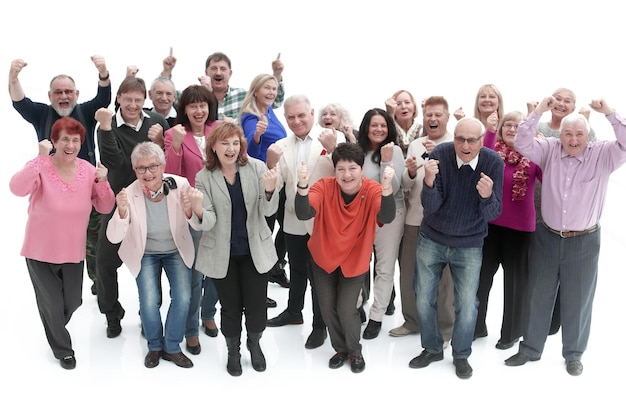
xmin=193 ymin=122 xmax=279 ymax=376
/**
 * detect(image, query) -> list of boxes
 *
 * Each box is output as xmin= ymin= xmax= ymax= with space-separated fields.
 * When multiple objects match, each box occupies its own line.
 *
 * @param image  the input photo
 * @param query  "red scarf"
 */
xmin=494 ymin=140 xmax=530 ymax=201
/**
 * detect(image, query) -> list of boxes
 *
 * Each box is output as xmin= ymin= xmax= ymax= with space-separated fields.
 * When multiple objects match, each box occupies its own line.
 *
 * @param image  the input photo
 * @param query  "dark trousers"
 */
xmin=96 ymin=211 xmax=125 ymax=321
xmin=26 ymin=259 xmax=83 ymax=359
xmin=284 ymin=232 xmax=325 ymax=328
xmin=519 ymin=224 xmax=600 ymax=361
xmin=312 ymin=261 xmax=365 ymax=357
xmin=211 ymin=254 xmax=268 ymax=338
xmin=476 ymin=224 xmax=531 ymax=343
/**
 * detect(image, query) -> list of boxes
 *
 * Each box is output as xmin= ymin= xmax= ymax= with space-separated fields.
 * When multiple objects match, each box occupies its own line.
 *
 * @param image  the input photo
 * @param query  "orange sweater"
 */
xmin=307 ymin=177 xmax=382 ymax=277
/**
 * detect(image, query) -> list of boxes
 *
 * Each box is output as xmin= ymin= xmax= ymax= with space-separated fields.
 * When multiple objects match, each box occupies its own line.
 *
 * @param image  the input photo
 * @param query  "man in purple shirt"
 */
xmin=505 ymin=96 xmax=626 ymax=376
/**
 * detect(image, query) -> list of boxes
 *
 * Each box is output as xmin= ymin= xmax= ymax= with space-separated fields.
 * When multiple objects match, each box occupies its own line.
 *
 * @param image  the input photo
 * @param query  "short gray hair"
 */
xmin=131 ymin=142 xmax=165 ymax=167
xmin=560 ymin=113 xmax=590 ymax=134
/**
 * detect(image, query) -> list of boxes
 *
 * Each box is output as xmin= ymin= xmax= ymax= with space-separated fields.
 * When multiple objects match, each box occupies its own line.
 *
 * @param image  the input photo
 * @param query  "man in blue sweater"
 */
xmin=408 ymin=117 xmax=503 ymax=379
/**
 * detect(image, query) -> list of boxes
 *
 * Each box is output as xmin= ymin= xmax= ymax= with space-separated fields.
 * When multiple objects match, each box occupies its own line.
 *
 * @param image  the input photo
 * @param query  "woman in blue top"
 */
xmin=239 ymin=74 xmax=287 ymax=162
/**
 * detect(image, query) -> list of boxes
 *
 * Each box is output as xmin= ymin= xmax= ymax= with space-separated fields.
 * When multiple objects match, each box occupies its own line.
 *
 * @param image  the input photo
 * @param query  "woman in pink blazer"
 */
xmin=107 ymin=142 xmax=204 ymax=369
xmin=164 ymin=85 xmax=221 ymax=352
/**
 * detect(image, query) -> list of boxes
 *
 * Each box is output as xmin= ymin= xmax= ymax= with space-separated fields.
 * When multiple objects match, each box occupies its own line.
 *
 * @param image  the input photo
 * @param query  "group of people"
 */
xmin=9 ymin=52 xmax=626 ymax=379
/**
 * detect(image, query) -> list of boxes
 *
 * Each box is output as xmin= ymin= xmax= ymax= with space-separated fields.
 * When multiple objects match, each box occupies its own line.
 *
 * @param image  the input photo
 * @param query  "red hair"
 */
xmin=50 ymin=117 xmax=86 ymax=144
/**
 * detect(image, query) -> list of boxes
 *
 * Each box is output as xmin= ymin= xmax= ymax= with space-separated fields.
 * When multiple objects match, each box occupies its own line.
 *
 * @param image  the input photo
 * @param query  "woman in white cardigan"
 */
xmin=106 ymin=142 xmax=204 ymax=369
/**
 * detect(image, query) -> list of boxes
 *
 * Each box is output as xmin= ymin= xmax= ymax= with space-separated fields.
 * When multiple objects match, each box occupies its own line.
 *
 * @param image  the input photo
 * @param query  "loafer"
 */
xmin=266 ymin=310 xmax=304 ymax=327
xmin=362 ymin=319 xmax=382 ymax=340
xmin=504 ymin=352 xmax=539 ymax=367
xmin=389 ymin=325 xmax=418 ymax=337
xmin=409 ymin=349 xmax=443 ymax=368
xmin=186 ymin=342 xmax=201 ymax=355
xmin=144 ymin=350 xmax=162 ymax=368
xmin=60 ymin=355 xmax=76 ymax=370
xmin=566 ymin=360 xmax=583 ymax=376
xmin=349 ymin=355 xmax=366 ymax=373
xmin=453 ymin=358 xmax=473 ymax=379
xmin=163 ymin=351 xmax=194 ymax=368
xmin=266 ymin=297 xmax=277 ymax=308
xmin=203 ymin=320 xmax=219 ymax=338
xmin=305 ymin=327 xmax=327 ymax=349
xmin=495 ymin=338 xmax=519 ymax=350
xmin=328 ymin=352 xmax=349 ymax=369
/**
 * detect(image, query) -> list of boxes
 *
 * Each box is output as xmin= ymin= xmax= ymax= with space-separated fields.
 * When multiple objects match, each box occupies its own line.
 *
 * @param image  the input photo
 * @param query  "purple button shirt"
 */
xmin=515 ymin=111 xmax=626 ymax=231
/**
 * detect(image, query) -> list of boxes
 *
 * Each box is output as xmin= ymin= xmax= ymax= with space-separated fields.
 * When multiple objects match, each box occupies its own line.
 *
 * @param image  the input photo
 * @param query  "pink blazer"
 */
xmin=164 ymin=121 xmax=220 ymax=186
xmin=106 ymin=175 xmax=198 ymax=278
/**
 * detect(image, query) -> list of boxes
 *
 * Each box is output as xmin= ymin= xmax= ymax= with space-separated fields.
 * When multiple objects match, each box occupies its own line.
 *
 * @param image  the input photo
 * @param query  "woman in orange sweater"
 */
xmin=294 ymin=142 xmax=395 ymax=373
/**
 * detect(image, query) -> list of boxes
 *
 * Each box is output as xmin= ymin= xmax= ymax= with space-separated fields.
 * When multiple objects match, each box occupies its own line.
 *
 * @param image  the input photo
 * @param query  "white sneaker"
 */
xmin=389 ymin=325 xmax=418 ymax=337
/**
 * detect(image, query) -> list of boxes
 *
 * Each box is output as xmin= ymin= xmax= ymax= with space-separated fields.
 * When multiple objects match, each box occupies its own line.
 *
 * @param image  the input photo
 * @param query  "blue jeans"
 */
xmin=415 ymin=233 xmax=482 ymax=359
xmin=186 ymin=227 xmax=219 ymax=337
xmin=137 ymin=251 xmax=191 ymax=353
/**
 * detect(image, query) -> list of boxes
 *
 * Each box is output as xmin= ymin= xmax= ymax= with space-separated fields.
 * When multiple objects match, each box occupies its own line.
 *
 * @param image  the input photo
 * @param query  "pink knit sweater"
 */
xmin=10 ymin=155 xmax=115 ymax=263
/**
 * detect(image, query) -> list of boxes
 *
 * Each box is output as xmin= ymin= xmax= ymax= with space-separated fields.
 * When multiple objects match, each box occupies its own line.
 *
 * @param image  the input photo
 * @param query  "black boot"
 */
xmin=246 ymin=332 xmax=266 ymax=372
xmin=225 ymin=337 xmax=242 ymax=377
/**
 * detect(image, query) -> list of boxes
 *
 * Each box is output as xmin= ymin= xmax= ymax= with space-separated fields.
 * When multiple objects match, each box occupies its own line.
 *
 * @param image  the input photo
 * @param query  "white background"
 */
xmin=1 ymin=1 xmax=625 ymax=416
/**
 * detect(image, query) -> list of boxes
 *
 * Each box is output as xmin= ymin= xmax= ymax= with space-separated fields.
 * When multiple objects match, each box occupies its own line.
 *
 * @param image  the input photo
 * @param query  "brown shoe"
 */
xmin=163 ymin=351 xmax=194 ymax=368
xmin=144 ymin=350 xmax=162 ymax=368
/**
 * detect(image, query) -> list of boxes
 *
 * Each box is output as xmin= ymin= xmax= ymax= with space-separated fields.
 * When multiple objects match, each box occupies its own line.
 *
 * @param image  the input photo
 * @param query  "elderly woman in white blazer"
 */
xmin=106 ymin=142 xmax=204 ymax=370
xmin=193 ymin=122 xmax=279 ymax=377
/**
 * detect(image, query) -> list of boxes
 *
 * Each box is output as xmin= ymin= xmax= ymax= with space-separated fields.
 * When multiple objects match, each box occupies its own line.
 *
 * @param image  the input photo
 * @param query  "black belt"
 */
xmin=543 ymin=221 xmax=599 ymax=238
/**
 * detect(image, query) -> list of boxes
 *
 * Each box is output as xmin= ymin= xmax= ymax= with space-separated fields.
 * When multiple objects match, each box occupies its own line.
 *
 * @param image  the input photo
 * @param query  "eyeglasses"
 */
xmin=503 ymin=123 xmax=519 ymax=130
xmin=454 ymin=136 xmax=481 ymax=145
xmin=134 ymin=164 xmax=161 ymax=174
xmin=52 ymin=89 xmax=75 ymax=96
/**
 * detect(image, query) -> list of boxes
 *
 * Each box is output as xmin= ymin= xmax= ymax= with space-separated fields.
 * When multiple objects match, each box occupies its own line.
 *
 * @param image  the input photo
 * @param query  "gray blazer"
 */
xmin=194 ymin=158 xmax=279 ymax=278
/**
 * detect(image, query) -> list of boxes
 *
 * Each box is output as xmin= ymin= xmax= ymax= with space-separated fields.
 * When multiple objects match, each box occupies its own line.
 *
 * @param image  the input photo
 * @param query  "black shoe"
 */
xmin=268 ymin=264 xmax=290 ymax=288
xmin=186 ymin=342 xmax=201 ymax=355
xmin=349 ymin=355 xmax=366 ymax=373
xmin=495 ymin=338 xmax=519 ymax=350
xmin=385 ymin=303 xmax=395 ymax=316
xmin=328 ymin=352 xmax=349 ymax=369
xmin=162 ymin=351 xmax=194 ymax=368
xmin=362 ymin=319 xmax=382 ymax=340
xmin=566 ymin=360 xmax=583 ymax=376
xmin=106 ymin=310 xmax=125 ymax=338
xmin=60 ymin=355 xmax=76 ymax=370
xmin=202 ymin=321 xmax=219 ymax=337
xmin=144 ymin=350 xmax=162 ymax=368
xmin=504 ymin=352 xmax=539 ymax=367
xmin=266 ymin=310 xmax=304 ymax=327
xmin=266 ymin=297 xmax=277 ymax=308
xmin=305 ymin=327 xmax=327 ymax=349
xmin=473 ymin=329 xmax=488 ymax=340
xmin=453 ymin=358 xmax=473 ymax=379
xmin=90 ymin=283 xmax=97 ymax=296
xmin=409 ymin=350 xmax=443 ymax=368
xmin=106 ymin=319 xmax=122 ymax=338
xmin=358 ymin=306 xmax=366 ymax=324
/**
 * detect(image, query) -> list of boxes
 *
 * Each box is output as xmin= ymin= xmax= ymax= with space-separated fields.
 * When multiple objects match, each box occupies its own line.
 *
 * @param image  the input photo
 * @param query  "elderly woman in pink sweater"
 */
xmin=10 ymin=117 xmax=115 ymax=370
xmin=475 ymin=111 xmax=542 ymax=350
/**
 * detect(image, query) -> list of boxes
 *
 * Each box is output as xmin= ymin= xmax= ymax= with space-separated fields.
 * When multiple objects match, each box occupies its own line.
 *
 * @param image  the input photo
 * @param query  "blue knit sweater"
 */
xmin=421 ymin=142 xmax=503 ymax=247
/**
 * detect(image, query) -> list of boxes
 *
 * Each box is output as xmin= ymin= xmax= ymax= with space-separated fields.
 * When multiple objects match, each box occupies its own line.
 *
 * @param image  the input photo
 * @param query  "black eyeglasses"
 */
xmin=134 ymin=164 xmax=161 ymax=174
xmin=454 ymin=136 xmax=481 ymax=145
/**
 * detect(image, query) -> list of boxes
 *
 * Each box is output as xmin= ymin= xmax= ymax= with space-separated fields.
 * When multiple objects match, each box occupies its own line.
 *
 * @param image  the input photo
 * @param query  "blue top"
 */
xmin=225 ymin=172 xmax=250 ymax=256
xmin=421 ymin=142 xmax=504 ymax=247
xmin=241 ymin=106 xmax=287 ymax=162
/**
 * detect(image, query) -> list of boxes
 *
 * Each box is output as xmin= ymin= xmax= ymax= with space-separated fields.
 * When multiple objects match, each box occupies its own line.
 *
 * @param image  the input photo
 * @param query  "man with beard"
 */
xmin=9 ymin=55 xmax=112 ymax=295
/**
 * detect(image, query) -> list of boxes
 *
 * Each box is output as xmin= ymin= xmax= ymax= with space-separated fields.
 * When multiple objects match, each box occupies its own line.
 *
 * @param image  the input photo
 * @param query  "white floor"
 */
xmin=2 ymin=173 xmax=625 ymax=417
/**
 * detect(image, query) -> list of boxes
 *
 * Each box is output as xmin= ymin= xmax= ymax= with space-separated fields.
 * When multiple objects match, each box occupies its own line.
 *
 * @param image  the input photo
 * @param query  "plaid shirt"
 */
xmin=219 ymin=82 xmax=285 ymax=121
